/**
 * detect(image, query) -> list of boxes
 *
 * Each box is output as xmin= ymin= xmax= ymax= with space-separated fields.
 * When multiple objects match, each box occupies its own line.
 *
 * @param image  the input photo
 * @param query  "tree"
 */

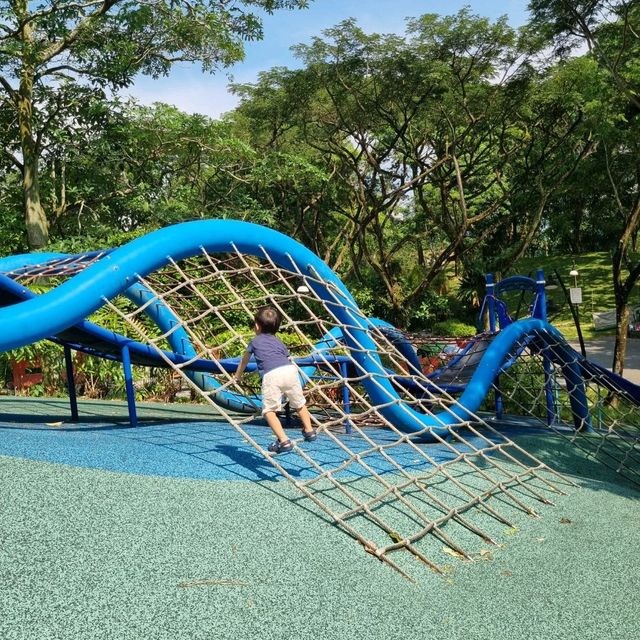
xmin=528 ymin=0 xmax=639 ymax=112
xmin=529 ymin=0 xmax=640 ymax=374
xmin=231 ymin=11 xmax=591 ymax=325
xmin=0 ymin=0 xmax=309 ymax=248
xmin=36 ymin=98 xmax=284 ymax=241
xmin=46 ymin=100 xmax=227 ymax=238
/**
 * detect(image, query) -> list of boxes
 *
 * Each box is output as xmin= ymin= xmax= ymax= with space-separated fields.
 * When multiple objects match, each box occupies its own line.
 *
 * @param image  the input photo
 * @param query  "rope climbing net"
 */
xmin=7 ymin=241 xmax=640 ymax=579
xmin=92 ymin=245 xmax=574 ymax=580
xmin=491 ymin=332 xmax=640 ymax=486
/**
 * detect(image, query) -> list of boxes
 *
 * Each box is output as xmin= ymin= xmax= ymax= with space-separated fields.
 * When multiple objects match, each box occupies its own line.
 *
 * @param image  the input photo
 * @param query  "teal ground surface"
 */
xmin=1 ymin=398 xmax=639 ymax=640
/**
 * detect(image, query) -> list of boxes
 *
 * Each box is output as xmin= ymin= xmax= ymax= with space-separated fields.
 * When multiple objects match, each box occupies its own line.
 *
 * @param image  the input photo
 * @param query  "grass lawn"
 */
xmin=511 ymin=252 xmax=640 ymax=341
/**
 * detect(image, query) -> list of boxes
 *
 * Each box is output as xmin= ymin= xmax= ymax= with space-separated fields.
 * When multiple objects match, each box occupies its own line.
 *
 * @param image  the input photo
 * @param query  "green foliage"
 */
xmin=3 ymin=332 xmax=117 ymax=398
xmin=349 ymin=286 xmax=392 ymax=320
xmin=512 ymin=252 xmax=640 ymax=341
xmin=230 ymin=8 xmax=602 ymax=325
xmin=0 ymin=199 xmax=26 ymax=257
xmin=430 ymin=320 xmax=477 ymax=337
xmin=407 ymin=291 xmax=453 ymax=331
xmin=0 ymin=0 xmax=311 ymax=247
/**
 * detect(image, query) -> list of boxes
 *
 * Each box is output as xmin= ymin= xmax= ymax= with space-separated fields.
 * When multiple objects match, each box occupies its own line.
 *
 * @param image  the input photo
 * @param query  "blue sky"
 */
xmin=128 ymin=0 xmax=530 ymax=119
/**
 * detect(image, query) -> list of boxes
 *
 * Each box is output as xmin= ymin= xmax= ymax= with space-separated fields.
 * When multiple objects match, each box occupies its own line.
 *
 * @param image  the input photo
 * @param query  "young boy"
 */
xmin=234 ymin=305 xmax=317 ymax=454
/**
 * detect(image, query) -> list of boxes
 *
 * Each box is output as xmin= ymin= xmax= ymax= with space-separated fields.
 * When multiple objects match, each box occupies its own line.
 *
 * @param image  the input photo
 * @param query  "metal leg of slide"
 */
xmin=64 ymin=345 xmax=79 ymax=422
xmin=494 ymin=375 xmax=503 ymax=420
xmin=543 ymin=356 xmax=554 ymax=426
xmin=340 ymin=361 xmax=352 ymax=434
xmin=121 ymin=345 xmax=137 ymax=428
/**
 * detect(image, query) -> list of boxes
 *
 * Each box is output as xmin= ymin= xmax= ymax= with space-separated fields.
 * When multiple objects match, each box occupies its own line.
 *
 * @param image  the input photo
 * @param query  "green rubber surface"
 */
xmin=1 ymin=401 xmax=639 ymax=639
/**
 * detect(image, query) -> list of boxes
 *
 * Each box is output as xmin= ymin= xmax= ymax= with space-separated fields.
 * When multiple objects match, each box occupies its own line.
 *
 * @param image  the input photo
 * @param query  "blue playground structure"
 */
xmin=1 ymin=220 xmax=638 ymax=578
xmin=0 ymin=222 xmax=630 ymax=427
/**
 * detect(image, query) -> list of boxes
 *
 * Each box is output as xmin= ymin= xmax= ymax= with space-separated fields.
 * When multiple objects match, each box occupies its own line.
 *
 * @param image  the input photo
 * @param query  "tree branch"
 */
xmin=1 ymin=147 xmax=24 ymax=172
xmin=0 ymin=74 xmax=18 ymax=102
xmin=39 ymin=0 xmax=122 ymax=65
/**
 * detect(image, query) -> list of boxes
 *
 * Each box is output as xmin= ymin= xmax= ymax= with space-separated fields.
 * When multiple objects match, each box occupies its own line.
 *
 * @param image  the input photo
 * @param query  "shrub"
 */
xmin=407 ymin=291 xmax=452 ymax=331
xmin=431 ymin=319 xmax=477 ymax=337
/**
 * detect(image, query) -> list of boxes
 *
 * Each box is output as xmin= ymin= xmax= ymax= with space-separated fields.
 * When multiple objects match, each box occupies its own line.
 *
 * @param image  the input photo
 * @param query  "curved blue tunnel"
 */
xmin=0 ymin=220 xmax=592 ymax=437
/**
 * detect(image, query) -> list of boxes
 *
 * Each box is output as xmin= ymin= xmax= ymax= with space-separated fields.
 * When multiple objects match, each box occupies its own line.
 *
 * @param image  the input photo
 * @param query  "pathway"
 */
xmin=570 ymin=336 xmax=640 ymax=384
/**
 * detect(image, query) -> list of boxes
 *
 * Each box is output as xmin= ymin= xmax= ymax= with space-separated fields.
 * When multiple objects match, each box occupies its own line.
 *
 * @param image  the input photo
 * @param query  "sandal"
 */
xmin=302 ymin=428 xmax=317 ymax=442
xmin=268 ymin=439 xmax=293 ymax=454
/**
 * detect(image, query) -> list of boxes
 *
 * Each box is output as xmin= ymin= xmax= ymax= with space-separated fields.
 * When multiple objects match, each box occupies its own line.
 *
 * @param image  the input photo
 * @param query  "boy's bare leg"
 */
xmin=297 ymin=406 xmax=314 ymax=434
xmin=264 ymin=411 xmax=289 ymax=443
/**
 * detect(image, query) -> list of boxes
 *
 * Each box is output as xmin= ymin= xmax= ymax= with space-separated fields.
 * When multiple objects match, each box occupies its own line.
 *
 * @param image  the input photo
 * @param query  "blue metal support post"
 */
xmin=121 ymin=344 xmax=138 ymax=427
xmin=535 ymin=268 xmax=556 ymax=425
xmin=340 ymin=361 xmax=351 ymax=434
xmin=486 ymin=274 xmax=503 ymax=418
xmin=486 ymin=273 xmax=496 ymax=334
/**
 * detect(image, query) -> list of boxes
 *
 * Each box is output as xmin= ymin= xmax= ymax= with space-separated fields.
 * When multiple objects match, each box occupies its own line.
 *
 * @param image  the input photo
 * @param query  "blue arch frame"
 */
xmin=0 ymin=220 xmax=591 ymax=437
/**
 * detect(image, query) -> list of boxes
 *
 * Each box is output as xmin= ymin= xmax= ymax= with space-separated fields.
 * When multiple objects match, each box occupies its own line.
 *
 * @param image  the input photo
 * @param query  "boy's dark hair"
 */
xmin=254 ymin=306 xmax=281 ymax=334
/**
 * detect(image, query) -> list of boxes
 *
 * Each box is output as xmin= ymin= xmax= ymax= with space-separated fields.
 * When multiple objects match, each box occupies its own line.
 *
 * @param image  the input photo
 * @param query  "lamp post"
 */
xmin=570 ymin=268 xmax=585 ymax=355
xmin=554 ymin=267 xmax=586 ymax=357
xmin=570 ymin=268 xmax=579 ymax=288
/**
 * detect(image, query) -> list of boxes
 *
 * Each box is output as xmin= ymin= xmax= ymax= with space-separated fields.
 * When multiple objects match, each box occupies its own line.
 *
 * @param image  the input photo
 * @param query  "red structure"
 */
xmin=11 ymin=359 xmax=43 ymax=391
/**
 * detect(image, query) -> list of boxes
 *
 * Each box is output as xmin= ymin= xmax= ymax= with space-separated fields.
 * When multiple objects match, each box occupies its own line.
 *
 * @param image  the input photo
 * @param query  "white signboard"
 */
xmin=569 ymin=287 xmax=582 ymax=304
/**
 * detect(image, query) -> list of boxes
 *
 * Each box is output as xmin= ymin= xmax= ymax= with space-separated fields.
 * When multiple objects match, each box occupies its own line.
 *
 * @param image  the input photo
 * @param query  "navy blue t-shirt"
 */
xmin=247 ymin=333 xmax=291 ymax=376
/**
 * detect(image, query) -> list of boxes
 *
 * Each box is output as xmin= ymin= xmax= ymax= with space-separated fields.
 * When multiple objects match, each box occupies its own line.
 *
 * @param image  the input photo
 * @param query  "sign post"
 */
xmin=554 ymin=268 xmax=586 ymax=357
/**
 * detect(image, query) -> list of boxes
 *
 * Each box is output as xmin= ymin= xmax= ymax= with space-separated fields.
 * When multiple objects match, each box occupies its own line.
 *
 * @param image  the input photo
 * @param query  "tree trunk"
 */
xmin=612 ymin=299 xmax=630 ymax=376
xmin=17 ymin=25 xmax=49 ymax=248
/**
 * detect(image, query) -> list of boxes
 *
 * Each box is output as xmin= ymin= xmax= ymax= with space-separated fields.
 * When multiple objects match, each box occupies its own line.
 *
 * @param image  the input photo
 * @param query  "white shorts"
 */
xmin=261 ymin=364 xmax=306 ymax=415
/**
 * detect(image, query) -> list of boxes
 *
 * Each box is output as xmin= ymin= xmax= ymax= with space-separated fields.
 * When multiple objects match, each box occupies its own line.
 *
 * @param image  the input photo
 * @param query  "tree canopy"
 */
xmin=1 ymin=2 xmax=640 ymax=363
xmin=0 ymin=0 xmax=309 ymax=247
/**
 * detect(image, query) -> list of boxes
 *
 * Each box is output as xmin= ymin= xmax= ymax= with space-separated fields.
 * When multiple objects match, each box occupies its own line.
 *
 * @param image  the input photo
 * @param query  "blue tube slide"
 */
xmin=0 ymin=273 xmax=237 ymax=373
xmin=0 ymin=220 xmax=591 ymax=438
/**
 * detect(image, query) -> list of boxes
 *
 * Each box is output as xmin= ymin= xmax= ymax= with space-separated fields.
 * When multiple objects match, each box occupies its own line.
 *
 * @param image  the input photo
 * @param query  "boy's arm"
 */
xmin=234 ymin=350 xmax=251 ymax=380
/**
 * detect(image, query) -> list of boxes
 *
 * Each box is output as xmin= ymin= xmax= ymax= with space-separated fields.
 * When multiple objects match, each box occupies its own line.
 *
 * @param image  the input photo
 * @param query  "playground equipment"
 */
xmin=0 ymin=220 xmax=638 ymax=580
xmin=479 ymin=271 xmax=640 ymax=483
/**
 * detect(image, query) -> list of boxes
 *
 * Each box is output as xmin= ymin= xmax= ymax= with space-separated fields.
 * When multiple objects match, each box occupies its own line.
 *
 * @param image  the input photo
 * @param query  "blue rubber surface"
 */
xmin=2 ymin=400 xmax=638 ymax=640
xmin=0 ymin=418 xmax=494 ymax=481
